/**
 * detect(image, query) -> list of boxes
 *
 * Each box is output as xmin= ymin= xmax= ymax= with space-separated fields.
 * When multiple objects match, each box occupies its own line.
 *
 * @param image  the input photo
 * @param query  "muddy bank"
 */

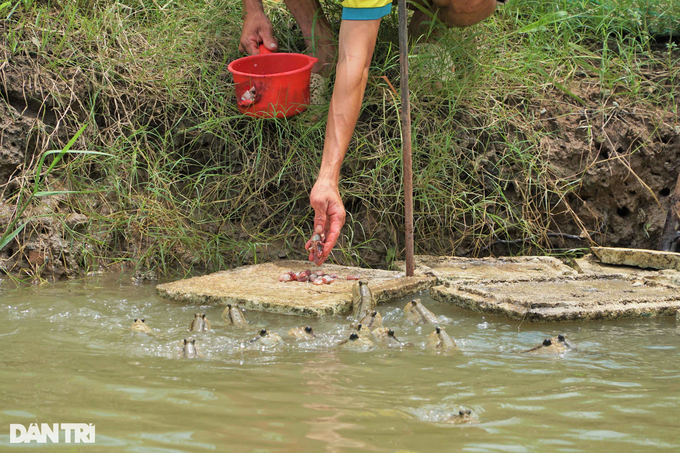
xmin=544 ymin=87 xmax=680 ymax=251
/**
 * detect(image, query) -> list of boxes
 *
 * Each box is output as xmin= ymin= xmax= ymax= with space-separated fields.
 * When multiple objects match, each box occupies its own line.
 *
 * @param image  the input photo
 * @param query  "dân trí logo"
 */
xmin=10 ymin=423 xmax=95 ymax=444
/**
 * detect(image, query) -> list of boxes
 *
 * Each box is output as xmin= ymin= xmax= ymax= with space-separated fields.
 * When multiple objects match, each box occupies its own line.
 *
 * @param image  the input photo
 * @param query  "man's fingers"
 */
xmin=246 ymin=38 xmax=260 ymax=55
xmin=259 ymin=30 xmax=278 ymax=52
xmin=315 ymin=215 xmax=332 ymax=263
xmin=314 ymin=212 xmax=327 ymax=236
xmin=323 ymin=232 xmax=339 ymax=256
xmin=323 ymin=217 xmax=343 ymax=257
xmin=240 ymin=36 xmax=260 ymax=55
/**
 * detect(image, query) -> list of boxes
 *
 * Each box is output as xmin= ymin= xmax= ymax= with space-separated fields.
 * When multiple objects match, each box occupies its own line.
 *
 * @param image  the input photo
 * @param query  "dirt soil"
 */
xmin=544 ymin=81 xmax=680 ymax=251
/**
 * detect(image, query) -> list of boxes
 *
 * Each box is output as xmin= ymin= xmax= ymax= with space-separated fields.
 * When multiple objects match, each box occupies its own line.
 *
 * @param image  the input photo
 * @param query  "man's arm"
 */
xmin=307 ymin=19 xmax=381 ymax=265
xmin=240 ymin=0 xmax=278 ymax=55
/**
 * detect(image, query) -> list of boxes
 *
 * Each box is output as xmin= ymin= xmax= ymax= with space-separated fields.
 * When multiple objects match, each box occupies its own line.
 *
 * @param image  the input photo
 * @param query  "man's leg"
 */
xmin=283 ymin=0 xmax=337 ymax=76
xmin=409 ymin=0 xmax=497 ymax=36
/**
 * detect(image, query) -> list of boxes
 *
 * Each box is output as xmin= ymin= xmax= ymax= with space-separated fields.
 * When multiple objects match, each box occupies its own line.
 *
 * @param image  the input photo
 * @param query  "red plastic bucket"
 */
xmin=228 ymin=45 xmax=318 ymax=118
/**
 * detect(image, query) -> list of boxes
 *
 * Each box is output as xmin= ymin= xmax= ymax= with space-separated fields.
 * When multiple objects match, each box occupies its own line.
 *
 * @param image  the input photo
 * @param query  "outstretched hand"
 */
xmin=306 ymin=181 xmax=346 ymax=266
xmin=239 ymin=12 xmax=278 ymax=55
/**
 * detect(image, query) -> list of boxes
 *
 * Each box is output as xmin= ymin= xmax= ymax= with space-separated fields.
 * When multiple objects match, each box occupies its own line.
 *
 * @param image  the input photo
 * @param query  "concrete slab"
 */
xmin=392 ymin=255 xmax=576 ymax=284
xmin=156 ymin=261 xmax=436 ymax=317
xmin=431 ymin=275 xmax=680 ymax=322
xmin=574 ymin=253 xmax=680 ymax=286
xmin=591 ymin=247 xmax=680 ymax=271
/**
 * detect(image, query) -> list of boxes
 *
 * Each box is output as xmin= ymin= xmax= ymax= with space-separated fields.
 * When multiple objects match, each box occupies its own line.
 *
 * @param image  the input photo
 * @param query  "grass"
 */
xmin=0 ymin=0 xmax=678 ymax=279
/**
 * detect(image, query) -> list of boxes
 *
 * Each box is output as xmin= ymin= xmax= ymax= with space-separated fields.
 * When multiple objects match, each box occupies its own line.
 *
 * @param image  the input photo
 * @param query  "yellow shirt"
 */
xmin=341 ymin=0 xmax=391 ymax=7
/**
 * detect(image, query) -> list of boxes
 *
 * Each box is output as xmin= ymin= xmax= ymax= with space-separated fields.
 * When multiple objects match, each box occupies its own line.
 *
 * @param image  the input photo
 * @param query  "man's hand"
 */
xmin=306 ymin=181 xmax=346 ymax=265
xmin=239 ymin=11 xmax=278 ymax=55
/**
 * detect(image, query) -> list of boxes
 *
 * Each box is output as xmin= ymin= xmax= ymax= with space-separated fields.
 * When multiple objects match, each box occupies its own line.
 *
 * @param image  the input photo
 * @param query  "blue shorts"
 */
xmin=341 ymin=1 xmax=392 ymax=20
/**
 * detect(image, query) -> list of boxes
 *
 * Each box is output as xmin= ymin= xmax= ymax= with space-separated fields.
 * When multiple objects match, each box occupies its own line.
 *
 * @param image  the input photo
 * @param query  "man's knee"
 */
xmin=436 ymin=0 xmax=497 ymax=28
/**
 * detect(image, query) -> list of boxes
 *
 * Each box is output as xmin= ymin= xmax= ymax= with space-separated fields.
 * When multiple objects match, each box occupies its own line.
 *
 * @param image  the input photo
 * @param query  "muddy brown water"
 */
xmin=1 ymin=275 xmax=679 ymax=451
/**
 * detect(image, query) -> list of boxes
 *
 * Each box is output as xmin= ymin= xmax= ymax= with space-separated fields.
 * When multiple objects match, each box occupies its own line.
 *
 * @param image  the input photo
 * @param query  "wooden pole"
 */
xmin=398 ymin=0 xmax=414 ymax=277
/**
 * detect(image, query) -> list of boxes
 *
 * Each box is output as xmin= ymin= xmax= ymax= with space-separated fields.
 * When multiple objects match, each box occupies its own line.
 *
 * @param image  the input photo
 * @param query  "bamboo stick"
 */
xmin=398 ymin=0 xmax=414 ymax=276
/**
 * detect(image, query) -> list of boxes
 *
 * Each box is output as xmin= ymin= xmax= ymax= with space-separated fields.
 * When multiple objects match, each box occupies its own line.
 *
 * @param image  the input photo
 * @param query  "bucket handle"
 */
xmin=258 ymin=43 xmax=274 ymax=55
